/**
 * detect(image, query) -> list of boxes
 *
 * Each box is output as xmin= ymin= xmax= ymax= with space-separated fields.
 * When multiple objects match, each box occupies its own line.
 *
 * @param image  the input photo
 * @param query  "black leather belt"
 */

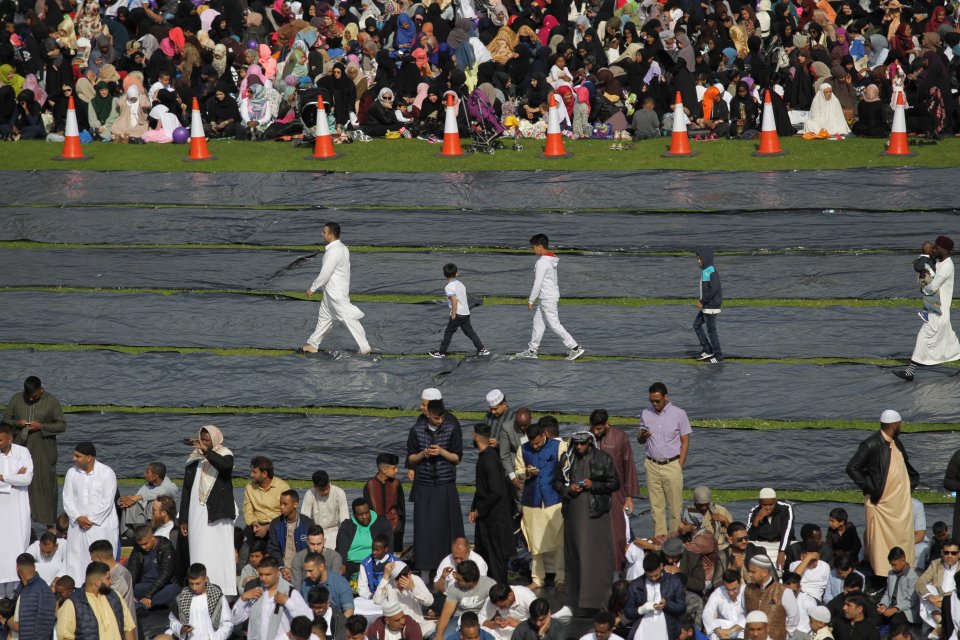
xmin=646 ymin=455 xmax=680 ymax=465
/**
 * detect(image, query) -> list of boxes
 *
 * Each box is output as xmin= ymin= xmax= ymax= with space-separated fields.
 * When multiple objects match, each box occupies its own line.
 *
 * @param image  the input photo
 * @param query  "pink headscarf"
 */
xmin=168 ymin=26 xmax=185 ymax=53
xmin=413 ymin=81 xmax=429 ymax=109
xmin=538 ymin=15 xmax=559 ymax=47
xmin=24 ymin=74 xmax=47 ymax=106
xmin=200 ymin=8 xmax=220 ymax=32
xmin=259 ymin=43 xmax=278 ymax=79
xmin=159 ymin=38 xmax=175 ymax=56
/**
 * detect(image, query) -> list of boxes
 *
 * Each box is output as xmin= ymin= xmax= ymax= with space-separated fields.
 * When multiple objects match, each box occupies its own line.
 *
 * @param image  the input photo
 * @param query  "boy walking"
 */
xmin=694 ymin=248 xmax=723 ymax=363
xmin=430 ymin=263 xmax=489 ymax=358
xmin=516 ymin=234 xmax=584 ymax=361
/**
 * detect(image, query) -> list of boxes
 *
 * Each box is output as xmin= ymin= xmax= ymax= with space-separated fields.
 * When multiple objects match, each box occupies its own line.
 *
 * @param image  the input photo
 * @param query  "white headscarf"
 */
xmin=186 ymin=425 xmax=233 ymax=505
xmin=803 ymin=83 xmax=851 ymax=135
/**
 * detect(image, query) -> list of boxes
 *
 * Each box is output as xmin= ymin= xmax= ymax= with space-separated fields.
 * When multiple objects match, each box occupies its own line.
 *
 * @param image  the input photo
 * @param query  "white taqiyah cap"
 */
xmin=745 ymin=612 xmax=769 ymax=625
xmin=759 ymin=488 xmax=776 ymax=499
xmin=809 ymin=606 xmax=831 ymax=624
xmin=486 ymin=389 xmax=505 ymax=407
xmin=421 ymin=388 xmax=442 ymax=401
xmin=880 ymin=409 xmax=902 ymax=424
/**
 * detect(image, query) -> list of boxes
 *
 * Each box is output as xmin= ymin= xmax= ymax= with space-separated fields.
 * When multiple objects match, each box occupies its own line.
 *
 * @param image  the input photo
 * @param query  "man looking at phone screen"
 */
xmin=639 ymin=382 xmax=692 ymax=537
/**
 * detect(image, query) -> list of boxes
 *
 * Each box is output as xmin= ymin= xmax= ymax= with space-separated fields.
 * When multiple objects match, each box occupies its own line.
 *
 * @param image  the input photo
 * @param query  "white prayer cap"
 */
xmin=745 ymin=612 xmax=769 ymax=625
xmin=421 ymin=388 xmax=442 ymax=401
xmin=809 ymin=606 xmax=831 ymax=624
xmin=486 ymin=389 xmax=505 ymax=407
xmin=659 ymin=29 xmax=674 ymax=40
xmin=750 ymin=554 xmax=775 ymax=571
xmin=880 ymin=409 xmax=902 ymax=424
xmin=759 ymin=488 xmax=776 ymax=500
xmin=382 ymin=599 xmax=403 ymax=617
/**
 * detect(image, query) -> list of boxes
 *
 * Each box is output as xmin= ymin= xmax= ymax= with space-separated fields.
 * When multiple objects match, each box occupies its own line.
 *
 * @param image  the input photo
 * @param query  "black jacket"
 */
xmin=335 ymin=515 xmax=393 ymax=563
xmin=846 ymin=431 xmax=919 ymax=505
xmin=126 ymin=536 xmax=178 ymax=598
xmin=181 ymin=449 xmax=236 ymax=525
xmin=697 ymin=248 xmax=722 ymax=310
xmin=552 ymin=447 xmax=621 ymax=519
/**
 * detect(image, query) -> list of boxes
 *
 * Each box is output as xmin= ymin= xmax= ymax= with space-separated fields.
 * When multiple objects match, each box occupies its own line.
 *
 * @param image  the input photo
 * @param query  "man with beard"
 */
xmin=589 ymin=409 xmax=639 ymax=578
xmin=55 ymin=561 xmax=137 ymax=640
xmin=2 ymin=376 xmax=66 ymax=527
xmin=469 ymin=423 xmax=514 ymax=585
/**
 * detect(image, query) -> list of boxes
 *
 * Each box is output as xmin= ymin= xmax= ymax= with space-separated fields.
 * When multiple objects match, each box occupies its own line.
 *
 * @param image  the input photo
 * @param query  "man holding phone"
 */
xmin=157 ymin=563 xmax=233 ymax=640
xmin=639 ymin=382 xmax=692 ymax=537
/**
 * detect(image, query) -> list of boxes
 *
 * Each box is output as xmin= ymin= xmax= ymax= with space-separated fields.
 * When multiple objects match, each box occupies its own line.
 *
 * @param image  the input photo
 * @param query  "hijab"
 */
xmin=0 ymin=85 xmax=15 ymax=121
xmin=701 ymin=84 xmax=721 ymax=119
xmin=0 ymin=64 xmax=24 ymax=96
xmin=186 ymin=425 xmax=232 ymax=506
xmin=91 ymin=81 xmax=114 ymax=122
xmin=863 ymin=83 xmax=879 ymax=102
xmin=807 ymin=83 xmax=850 ymax=134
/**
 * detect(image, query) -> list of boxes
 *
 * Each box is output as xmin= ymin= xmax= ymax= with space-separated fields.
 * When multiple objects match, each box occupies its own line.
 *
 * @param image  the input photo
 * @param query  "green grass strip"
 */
xmin=0 ymin=240 xmax=911 ymax=257
xmin=0 ymin=285 xmax=945 ymax=309
xmin=42 ymin=404 xmax=960 ymax=433
xmin=100 ymin=475 xmax=954 ymax=503
xmin=0 ymin=340 xmax=944 ymax=367
xmin=4 ymin=138 xmax=960 ymax=172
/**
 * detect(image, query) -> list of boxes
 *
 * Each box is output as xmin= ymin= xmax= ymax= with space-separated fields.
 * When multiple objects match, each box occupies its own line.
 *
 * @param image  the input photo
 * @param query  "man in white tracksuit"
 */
xmin=516 ymin=233 xmax=584 ymax=361
xmin=300 ymin=222 xmax=372 ymax=355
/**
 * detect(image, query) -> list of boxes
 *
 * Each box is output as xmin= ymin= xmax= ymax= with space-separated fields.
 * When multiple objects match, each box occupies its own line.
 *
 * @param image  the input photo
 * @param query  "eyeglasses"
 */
xmin=944 ymin=550 xmax=959 ymax=555
xmin=733 ymin=536 xmax=747 ymax=542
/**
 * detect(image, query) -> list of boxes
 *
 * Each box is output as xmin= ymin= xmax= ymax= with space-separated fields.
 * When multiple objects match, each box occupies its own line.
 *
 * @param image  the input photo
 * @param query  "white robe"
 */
xmin=306 ymin=239 xmax=370 ymax=352
xmin=0 ymin=444 xmax=33 ymax=583
xmin=62 ymin=461 xmax=119 ymax=583
xmin=166 ymin=592 xmax=234 ymax=640
xmin=912 ymin=256 xmax=960 ymax=365
xmin=703 ymin=585 xmax=745 ymax=640
xmin=26 ymin=539 xmax=65 ymax=584
xmin=802 ymin=84 xmax=851 ymax=135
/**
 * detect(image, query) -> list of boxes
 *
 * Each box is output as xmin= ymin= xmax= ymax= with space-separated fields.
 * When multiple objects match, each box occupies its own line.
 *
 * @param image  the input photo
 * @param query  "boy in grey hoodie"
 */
xmin=694 ymin=248 xmax=722 ymax=363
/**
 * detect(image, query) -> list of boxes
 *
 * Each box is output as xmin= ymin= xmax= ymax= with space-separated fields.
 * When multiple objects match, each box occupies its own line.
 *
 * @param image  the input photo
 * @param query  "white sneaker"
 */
xmin=515 ymin=348 xmax=538 ymax=359
xmin=477 ymin=348 xmax=491 ymax=356
xmin=553 ymin=606 xmax=573 ymax=618
xmin=697 ymin=351 xmax=714 ymax=361
xmin=566 ymin=346 xmax=585 ymax=361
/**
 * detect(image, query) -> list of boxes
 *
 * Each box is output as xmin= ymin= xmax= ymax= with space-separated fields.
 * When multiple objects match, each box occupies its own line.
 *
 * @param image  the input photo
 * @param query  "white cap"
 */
xmin=745 ymin=612 xmax=769 ymax=625
xmin=382 ymin=599 xmax=403 ymax=617
xmin=421 ymin=388 xmax=442 ymax=401
xmin=486 ymin=389 xmax=504 ymax=407
xmin=880 ymin=409 xmax=902 ymax=424
xmin=759 ymin=488 xmax=776 ymax=500
xmin=809 ymin=606 xmax=831 ymax=624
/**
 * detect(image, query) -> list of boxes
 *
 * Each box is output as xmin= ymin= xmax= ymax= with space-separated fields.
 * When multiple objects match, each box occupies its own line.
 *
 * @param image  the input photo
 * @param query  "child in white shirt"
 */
xmin=429 ymin=263 xmax=489 ymax=358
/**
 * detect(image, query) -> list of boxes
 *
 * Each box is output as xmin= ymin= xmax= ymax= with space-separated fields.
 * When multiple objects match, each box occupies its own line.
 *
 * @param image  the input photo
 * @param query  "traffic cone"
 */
xmin=662 ymin=91 xmax=697 ymax=157
xmin=753 ymin=90 xmax=788 ymax=157
xmin=438 ymin=92 xmax=463 ymax=157
xmin=539 ymin=92 xmax=572 ymax=158
xmin=306 ymin=95 xmax=341 ymax=160
xmin=52 ymin=96 xmax=91 ymax=161
xmin=882 ymin=91 xmax=916 ymax=157
xmin=184 ymin=97 xmax=216 ymax=161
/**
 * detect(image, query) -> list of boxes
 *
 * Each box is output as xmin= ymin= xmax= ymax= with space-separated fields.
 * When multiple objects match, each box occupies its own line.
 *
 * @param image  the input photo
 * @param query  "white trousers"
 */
xmin=528 ymin=299 xmax=577 ymax=351
xmin=307 ymin=298 xmax=371 ymax=352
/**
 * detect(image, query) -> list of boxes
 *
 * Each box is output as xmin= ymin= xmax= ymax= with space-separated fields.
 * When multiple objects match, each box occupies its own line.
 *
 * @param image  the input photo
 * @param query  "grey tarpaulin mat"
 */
xmin=2 ymin=349 xmax=958 ymax=421
xmin=3 ymin=168 xmax=957 ymax=211
xmin=59 ymin=411 xmax=954 ymax=490
xmin=0 ymin=247 xmax=916 ymax=299
xmin=0 ymin=291 xmax=923 ymax=359
xmin=1 ymin=205 xmax=956 ymax=251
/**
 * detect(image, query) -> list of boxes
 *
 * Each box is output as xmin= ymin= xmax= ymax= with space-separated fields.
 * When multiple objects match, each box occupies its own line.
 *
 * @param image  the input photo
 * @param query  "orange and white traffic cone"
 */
xmin=306 ymin=95 xmax=341 ymax=160
xmin=52 ymin=96 xmax=91 ymax=161
xmin=438 ymin=92 xmax=463 ymax=157
xmin=753 ymin=90 xmax=788 ymax=156
xmin=662 ymin=91 xmax=696 ymax=157
xmin=184 ymin=97 xmax=215 ymax=161
xmin=539 ymin=92 xmax=572 ymax=158
xmin=882 ymin=91 xmax=915 ymax=157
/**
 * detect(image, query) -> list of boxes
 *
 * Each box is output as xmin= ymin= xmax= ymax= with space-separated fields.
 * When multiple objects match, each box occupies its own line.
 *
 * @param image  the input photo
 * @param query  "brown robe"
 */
xmin=598 ymin=426 xmax=640 ymax=572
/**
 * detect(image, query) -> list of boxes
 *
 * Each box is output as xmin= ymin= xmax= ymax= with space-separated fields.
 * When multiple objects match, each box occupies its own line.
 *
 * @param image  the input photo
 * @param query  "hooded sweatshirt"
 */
xmin=697 ymin=248 xmax=722 ymax=313
xmin=529 ymin=253 xmax=561 ymax=303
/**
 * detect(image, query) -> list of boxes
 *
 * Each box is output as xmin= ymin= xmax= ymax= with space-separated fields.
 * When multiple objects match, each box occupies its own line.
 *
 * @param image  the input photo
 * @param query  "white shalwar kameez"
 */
xmin=62 ymin=461 xmax=119 ymax=582
xmin=165 ymin=591 xmax=234 ymax=640
xmin=703 ymin=584 xmax=745 ymax=640
xmin=527 ymin=254 xmax=577 ymax=351
xmin=911 ymin=256 xmax=960 ymax=365
xmin=306 ymin=239 xmax=371 ymax=353
xmin=0 ymin=444 xmax=33 ymax=585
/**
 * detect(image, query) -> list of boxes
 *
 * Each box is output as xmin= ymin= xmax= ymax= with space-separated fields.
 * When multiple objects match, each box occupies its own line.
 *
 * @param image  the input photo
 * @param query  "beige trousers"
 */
xmin=645 ymin=458 xmax=684 ymax=536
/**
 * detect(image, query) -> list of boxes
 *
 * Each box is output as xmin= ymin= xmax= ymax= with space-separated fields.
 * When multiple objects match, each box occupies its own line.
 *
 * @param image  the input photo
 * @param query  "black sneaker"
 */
xmin=893 ymin=370 xmax=914 ymax=381
xmin=429 ymin=350 xmax=446 ymax=359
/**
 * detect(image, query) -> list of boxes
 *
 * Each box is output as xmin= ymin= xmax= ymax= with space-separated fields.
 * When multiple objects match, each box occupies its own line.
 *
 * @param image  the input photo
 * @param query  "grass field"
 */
xmin=3 ymin=136 xmax=957 ymax=172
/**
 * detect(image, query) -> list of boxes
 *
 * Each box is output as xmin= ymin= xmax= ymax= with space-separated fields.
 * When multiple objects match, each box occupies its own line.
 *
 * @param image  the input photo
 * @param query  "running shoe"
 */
xmin=566 ymin=346 xmax=585 ymax=361
xmin=428 ymin=351 xmax=446 ymax=359
xmin=515 ymin=348 xmax=538 ymax=359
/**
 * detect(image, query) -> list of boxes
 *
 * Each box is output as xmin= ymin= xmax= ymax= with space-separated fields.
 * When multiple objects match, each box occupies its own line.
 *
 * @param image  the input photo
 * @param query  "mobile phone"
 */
xmin=577 ymin=480 xmax=586 ymax=486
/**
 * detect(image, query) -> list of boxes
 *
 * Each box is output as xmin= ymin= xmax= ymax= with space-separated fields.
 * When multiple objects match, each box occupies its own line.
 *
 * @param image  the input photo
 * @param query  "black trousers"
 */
xmin=438 ymin=315 xmax=484 ymax=353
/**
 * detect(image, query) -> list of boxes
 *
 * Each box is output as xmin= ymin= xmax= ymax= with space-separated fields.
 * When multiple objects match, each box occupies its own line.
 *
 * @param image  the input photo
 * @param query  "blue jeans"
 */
xmin=134 ymin=582 xmax=179 ymax=610
xmin=693 ymin=311 xmax=721 ymax=357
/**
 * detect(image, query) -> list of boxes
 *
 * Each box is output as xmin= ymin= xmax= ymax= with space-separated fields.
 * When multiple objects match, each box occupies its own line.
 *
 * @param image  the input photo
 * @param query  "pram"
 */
xmin=465 ymin=88 xmax=522 ymax=154
xmin=293 ymin=87 xmax=333 ymax=148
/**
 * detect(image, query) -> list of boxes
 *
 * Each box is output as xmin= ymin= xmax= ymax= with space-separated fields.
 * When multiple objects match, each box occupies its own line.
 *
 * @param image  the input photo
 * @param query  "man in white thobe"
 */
xmin=703 ymin=571 xmax=746 ymax=640
xmin=897 ymin=235 xmax=960 ymax=381
xmin=0 ymin=423 xmax=33 ymax=597
xmin=299 ymin=222 xmax=371 ymax=355
xmin=157 ymin=563 xmax=234 ymax=640
xmin=26 ymin=532 xmax=65 ymax=585
xmin=62 ymin=441 xmax=119 ymax=583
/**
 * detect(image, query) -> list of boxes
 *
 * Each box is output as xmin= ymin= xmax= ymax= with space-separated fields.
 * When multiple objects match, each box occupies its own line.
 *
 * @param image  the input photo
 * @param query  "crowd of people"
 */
xmin=1 ymin=0 xmax=959 ymax=144
xmin=3 ymin=371 xmax=960 ymax=640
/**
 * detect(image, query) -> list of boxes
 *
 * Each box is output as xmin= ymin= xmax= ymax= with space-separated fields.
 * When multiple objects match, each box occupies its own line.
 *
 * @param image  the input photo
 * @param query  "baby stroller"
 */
xmin=293 ymin=87 xmax=333 ymax=148
xmin=465 ymin=88 xmax=521 ymax=154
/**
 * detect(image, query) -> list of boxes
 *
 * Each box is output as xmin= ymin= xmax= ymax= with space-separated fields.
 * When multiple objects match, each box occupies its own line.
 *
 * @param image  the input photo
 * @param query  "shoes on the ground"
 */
xmin=893 ymin=370 xmax=914 ymax=381
xmin=477 ymin=348 xmax=491 ymax=356
xmin=566 ymin=346 xmax=585 ymax=361
xmin=515 ymin=348 xmax=538 ymax=359
xmin=297 ymin=344 xmax=319 ymax=354
xmin=429 ymin=350 xmax=446 ymax=358
xmin=919 ymin=310 xmax=929 ymax=322
xmin=697 ymin=351 xmax=714 ymax=360
xmin=359 ymin=348 xmax=373 ymax=356
xmin=707 ymin=356 xmax=723 ymax=363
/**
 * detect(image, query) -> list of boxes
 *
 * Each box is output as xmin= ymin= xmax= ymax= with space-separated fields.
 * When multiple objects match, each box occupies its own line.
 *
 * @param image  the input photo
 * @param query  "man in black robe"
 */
xmin=469 ymin=423 xmax=514 ymax=585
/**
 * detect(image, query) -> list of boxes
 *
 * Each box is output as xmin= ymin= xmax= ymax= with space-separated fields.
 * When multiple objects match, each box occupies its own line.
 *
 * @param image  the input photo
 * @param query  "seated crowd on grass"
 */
xmin=0 ymin=0 xmax=957 ymax=145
